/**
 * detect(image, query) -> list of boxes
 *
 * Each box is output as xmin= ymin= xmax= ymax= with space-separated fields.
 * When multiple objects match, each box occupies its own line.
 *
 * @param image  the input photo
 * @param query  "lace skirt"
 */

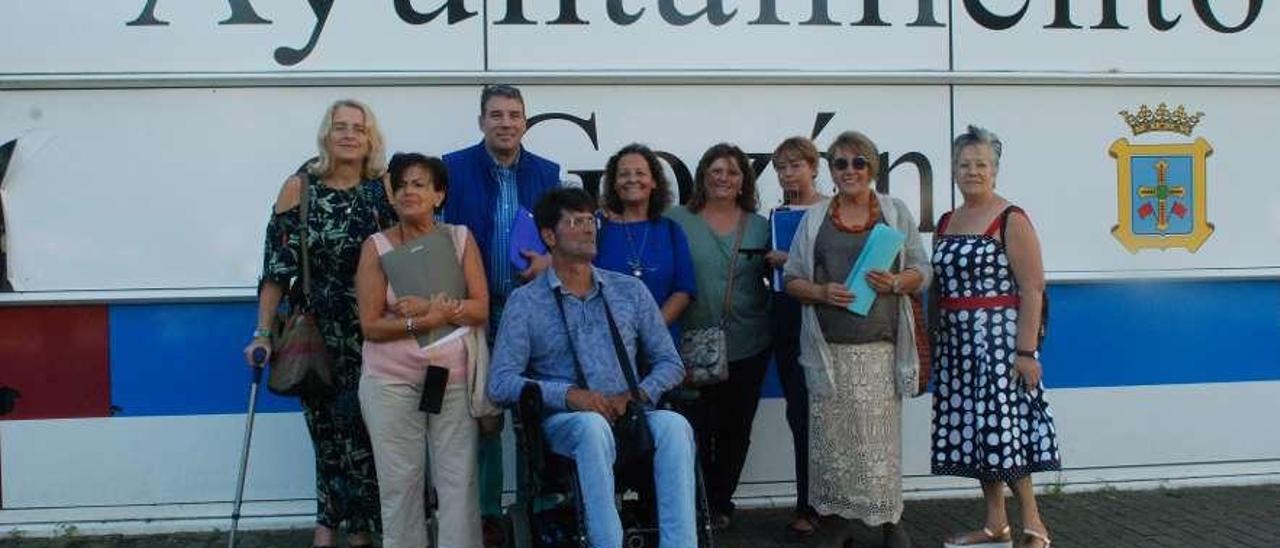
xmin=808 ymin=341 xmax=902 ymax=525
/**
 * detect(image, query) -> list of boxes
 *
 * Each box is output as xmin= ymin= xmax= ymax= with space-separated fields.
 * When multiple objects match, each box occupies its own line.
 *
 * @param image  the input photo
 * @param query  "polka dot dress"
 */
xmin=929 ymin=209 xmax=1061 ymax=482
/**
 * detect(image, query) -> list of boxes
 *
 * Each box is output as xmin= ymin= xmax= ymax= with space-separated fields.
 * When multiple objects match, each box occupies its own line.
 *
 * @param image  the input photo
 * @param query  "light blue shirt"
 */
xmin=488 ymin=266 xmax=686 ymax=412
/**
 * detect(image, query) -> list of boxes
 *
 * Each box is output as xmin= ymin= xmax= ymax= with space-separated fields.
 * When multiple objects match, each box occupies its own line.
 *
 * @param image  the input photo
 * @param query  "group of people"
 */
xmin=243 ymin=84 xmax=1061 ymax=548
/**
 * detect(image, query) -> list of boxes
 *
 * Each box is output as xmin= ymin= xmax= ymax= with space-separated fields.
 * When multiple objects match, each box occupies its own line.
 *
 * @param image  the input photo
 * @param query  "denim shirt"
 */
xmin=487 ymin=266 xmax=686 ymax=413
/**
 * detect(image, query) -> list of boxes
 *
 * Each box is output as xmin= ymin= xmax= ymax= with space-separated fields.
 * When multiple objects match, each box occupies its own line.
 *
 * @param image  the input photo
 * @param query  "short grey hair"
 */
xmin=952 ymin=125 xmax=1002 ymax=169
xmin=480 ymin=84 xmax=524 ymax=115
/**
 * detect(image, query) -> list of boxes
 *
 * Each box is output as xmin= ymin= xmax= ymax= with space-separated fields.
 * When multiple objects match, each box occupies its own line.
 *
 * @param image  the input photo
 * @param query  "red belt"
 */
xmin=938 ymin=295 xmax=1021 ymax=310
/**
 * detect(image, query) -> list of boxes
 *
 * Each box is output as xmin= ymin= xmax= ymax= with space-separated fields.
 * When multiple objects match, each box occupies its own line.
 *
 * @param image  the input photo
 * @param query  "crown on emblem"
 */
xmin=1119 ymin=103 xmax=1203 ymax=136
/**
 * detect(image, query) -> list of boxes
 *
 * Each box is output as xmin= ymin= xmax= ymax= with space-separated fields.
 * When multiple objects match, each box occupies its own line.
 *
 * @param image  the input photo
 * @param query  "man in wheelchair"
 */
xmin=488 ymin=188 xmax=698 ymax=547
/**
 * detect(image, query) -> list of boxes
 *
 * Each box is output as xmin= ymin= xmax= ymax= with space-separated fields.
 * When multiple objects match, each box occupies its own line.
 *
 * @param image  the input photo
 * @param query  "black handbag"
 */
xmin=554 ymin=292 xmax=655 ymax=466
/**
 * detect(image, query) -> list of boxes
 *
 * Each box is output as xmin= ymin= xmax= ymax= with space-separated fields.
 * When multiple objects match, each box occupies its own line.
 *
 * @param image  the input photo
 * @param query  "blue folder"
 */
xmin=508 ymin=207 xmax=547 ymax=272
xmin=844 ymin=223 xmax=906 ymax=316
xmin=770 ymin=207 xmax=806 ymax=291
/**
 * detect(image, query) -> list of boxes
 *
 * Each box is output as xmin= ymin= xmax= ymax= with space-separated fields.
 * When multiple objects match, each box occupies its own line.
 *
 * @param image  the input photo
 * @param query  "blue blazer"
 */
xmin=441 ymin=141 xmax=561 ymax=266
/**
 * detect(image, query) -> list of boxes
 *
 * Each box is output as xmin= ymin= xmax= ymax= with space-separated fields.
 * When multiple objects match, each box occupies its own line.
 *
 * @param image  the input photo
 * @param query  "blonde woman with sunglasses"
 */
xmin=783 ymin=130 xmax=930 ymax=548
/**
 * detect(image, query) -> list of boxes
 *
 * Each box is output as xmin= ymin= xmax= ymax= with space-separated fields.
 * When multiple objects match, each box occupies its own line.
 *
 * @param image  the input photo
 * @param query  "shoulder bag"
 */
xmin=680 ymin=214 xmax=747 ymax=386
xmin=268 ymin=175 xmax=335 ymax=397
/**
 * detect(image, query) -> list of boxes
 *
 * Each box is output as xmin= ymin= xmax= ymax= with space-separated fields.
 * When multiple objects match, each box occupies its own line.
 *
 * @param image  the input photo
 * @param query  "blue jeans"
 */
xmin=542 ymin=410 xmax=697 ymax=548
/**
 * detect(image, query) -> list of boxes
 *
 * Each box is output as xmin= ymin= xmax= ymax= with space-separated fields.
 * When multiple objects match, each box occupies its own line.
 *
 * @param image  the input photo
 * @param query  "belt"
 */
xmin=937 ymin=295 xmax=1020 ymax=310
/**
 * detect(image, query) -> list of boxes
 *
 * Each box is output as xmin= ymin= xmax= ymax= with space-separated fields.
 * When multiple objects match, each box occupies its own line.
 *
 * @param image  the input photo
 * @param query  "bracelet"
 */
xmin=405 ymin=316 xmax=417 ymax=335
xmin=1015 ymin=349 xmax=1037 ymax=358
xmin=252 ymin=327 xmax=271 ymax=339
xmin=891 ymin=276 xmax=903 ymax=295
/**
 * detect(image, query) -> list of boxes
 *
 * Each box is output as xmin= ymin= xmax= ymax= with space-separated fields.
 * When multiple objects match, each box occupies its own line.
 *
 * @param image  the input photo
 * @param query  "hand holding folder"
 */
xmin=843 ymin=223 xmax=906 ymax=316
xmin=380 ymin=229 xmax=466 ymax=347
xmin=770 ymin=207 xmax=806 ymax=291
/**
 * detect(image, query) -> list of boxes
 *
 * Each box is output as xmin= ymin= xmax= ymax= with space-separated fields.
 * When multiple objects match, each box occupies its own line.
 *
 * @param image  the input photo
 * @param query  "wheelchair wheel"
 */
xmin=506 ymin=508 xmax=534 ymax=548
xmin=569 ymin=468 xmax=589 ymax=548
xmin=695 ymin=460 xmax=715 ymax=548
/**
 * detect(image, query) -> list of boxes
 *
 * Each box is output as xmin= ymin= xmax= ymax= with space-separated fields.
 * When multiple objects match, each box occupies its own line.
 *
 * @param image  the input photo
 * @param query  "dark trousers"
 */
xmin=773 ymin=327 xmax=813 ymax=516
xmin=688 ymin=347 xmax=772 ymax=516
xmin=772 ymin=291 xmax=813 ymax=516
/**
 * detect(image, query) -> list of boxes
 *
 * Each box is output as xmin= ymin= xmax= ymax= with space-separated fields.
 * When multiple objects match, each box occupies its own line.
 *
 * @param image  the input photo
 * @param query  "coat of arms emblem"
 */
xmin=1109 ymin=103 xmax=1214 ymax=253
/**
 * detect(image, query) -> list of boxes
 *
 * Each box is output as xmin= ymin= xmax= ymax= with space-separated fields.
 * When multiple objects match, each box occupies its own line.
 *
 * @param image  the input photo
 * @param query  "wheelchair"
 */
xmin=503 ymin=382 xmax=715 ymax=548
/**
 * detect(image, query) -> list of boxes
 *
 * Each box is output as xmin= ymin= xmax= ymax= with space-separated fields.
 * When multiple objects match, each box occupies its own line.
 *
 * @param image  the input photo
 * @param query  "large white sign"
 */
xmin=954 ymin=1 xmax=1280 ymax=73
xmin=4 ymin=83 xmax=1276 ymax=293
xmin=0 ymin=1 xmax=483 ymax=74
xmin=955 ymin=85 xmax=1280 ymax=277
xmin=485 ymin=0 xmax=949 ymax=71
xmin=0 ymin=85 xmax=950 ymax=292
xmin=2 ymin=1 xmax=1276 ymax=75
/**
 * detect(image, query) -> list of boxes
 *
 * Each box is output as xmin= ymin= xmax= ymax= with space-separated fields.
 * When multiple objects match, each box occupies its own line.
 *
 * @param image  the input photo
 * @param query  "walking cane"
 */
xmin=228 ymin=348 xmax=268 ymax=548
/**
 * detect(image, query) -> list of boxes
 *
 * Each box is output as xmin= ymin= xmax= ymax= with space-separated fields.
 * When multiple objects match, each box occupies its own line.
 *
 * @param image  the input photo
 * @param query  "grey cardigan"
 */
xmin=782 ymin=193 xmax=932 ymax=398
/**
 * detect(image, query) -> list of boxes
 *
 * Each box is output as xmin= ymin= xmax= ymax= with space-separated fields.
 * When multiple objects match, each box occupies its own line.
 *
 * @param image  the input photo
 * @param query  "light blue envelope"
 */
xmin=844 ymin=223 xmax=905 ymax=316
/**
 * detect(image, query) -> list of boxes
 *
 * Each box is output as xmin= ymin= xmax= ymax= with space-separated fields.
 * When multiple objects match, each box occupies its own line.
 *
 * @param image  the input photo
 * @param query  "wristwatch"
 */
xmin=891 ymin=276 xmax=903 ymax=295
xmin=1015 ymin=349 xmax=1037 ymax=358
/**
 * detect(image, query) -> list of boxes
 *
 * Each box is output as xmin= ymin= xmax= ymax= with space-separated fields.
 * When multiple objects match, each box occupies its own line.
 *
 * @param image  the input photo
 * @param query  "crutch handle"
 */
xmin=250 ymin=348 xmax=268 ymax=383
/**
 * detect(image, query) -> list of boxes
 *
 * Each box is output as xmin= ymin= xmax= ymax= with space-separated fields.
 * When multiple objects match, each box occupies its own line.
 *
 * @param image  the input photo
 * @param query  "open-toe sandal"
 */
xmin=943 ymin=524 xmax=1013 ymax=548
xmin=1019 ymin=527 xmax=1052 ymax=548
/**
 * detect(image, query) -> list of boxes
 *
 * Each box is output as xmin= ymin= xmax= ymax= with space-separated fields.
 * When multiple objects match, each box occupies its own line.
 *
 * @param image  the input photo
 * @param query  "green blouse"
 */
xmin=666 ymin=205 xmax=773 ymax=361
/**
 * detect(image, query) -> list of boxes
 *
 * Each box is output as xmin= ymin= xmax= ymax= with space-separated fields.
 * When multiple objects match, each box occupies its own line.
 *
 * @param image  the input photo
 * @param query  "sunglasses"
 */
xmin=832 ymin=156 xmax=870 ymax=171
xmin=483 ymin=84 xmax=520 ymax=95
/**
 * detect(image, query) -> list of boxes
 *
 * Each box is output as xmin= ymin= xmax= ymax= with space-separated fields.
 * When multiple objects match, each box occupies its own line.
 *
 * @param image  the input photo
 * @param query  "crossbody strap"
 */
xmin=718 ymin=214 xmax=748 ymax=328
xmin=995 ymin=205 xmax=1048 ymax=348
xmin=553 ymin=288 xmax=643 ymax=401
xmin=552 ymin=291 xmax=589 ymax=389
xmin=601 ymin=297 xmax=644 ymax=401
xmin=298 ymin=175 xmax=313 ymax=305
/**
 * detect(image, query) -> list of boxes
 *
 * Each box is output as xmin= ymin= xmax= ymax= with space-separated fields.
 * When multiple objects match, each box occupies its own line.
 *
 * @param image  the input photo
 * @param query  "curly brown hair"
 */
xmin=601 ymin=143 xmax=672 ymax=220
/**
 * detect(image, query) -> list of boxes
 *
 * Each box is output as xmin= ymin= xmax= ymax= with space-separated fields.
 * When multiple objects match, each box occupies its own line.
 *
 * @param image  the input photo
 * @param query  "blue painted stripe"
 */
xmin=106 ymin=279 xmax=1279 ymax=416
xmin=761 ymin=278 xmax=1280 ymax=398
xmin=109 ymin=303 xmax=300 ymax=416
xmin=1041 ymin=279 xmax=1280 ymax=388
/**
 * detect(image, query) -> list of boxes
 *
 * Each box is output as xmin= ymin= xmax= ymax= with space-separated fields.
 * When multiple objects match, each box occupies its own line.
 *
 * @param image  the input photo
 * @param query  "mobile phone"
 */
xmin=419 ymin=365 xmax=448 ymax=414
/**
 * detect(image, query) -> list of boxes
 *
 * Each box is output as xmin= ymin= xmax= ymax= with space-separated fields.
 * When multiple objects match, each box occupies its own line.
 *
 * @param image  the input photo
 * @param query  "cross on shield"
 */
xmin=1108 ymin=137 xmax=1214 ymax=253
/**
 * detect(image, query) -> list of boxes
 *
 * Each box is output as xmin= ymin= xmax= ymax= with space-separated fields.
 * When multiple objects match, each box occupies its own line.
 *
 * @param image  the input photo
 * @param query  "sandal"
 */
xmin=1019 ymin=527 xmax=1052 ymax=548
xmin=943 ymin=524 xmax=1012 ymax=548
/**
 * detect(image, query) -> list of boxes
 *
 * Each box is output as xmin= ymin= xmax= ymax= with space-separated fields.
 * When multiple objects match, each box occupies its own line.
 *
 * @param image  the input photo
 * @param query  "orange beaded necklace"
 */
xmin=830 ymin=192 xmax=880 ymax=233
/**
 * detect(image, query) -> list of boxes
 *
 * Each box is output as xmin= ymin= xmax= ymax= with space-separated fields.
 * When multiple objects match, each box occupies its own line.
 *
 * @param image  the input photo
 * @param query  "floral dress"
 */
xmin=930 ymin=206 xmax=1061 ymax=482
xmin=262 ymin=173 xmax=396 ymax=532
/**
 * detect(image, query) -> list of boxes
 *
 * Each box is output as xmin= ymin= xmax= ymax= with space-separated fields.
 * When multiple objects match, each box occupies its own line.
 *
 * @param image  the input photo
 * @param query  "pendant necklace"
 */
xmin=622 ymin=219 xmax=652 ymax=278
xmin=326 ymin=178 xmax=363 ymax=215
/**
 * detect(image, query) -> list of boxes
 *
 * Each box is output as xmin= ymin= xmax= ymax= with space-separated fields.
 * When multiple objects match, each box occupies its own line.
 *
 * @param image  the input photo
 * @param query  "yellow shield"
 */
xmin=1109 ymin=137 xmax=1214 ymax=253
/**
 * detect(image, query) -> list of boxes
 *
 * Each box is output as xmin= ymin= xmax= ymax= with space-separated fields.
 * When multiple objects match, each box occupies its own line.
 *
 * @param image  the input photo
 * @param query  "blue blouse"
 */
xmin=593 ymin=214 xmax=698 ymax=344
